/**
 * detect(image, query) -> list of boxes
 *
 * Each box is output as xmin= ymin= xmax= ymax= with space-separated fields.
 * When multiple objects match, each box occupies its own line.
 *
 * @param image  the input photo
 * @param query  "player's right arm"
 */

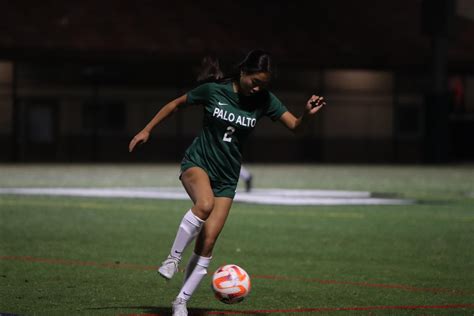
xmin=129 ymin=94 xmax=187 ymax=152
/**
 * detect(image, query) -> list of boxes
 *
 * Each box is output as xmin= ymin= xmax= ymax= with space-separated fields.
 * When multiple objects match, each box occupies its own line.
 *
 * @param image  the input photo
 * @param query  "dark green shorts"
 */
xmin=180 ymin=159 xmax=237 ymax=199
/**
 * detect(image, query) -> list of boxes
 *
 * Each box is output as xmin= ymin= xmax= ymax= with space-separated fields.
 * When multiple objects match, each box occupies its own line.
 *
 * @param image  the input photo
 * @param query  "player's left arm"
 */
xmin=279 ymin=95 xmax=325 ymax=132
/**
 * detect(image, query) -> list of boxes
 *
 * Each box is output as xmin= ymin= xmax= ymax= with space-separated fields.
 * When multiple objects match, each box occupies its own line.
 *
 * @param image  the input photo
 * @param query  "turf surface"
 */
xmin=1 ymin=164 xmax=473 ymax=315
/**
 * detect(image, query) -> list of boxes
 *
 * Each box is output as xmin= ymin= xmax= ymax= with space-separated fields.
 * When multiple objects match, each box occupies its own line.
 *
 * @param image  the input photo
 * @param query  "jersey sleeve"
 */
xmin=186 ymin=83 xmax=213 ymax=105
xmin=265 ymin=93 xmax=288 ymax=121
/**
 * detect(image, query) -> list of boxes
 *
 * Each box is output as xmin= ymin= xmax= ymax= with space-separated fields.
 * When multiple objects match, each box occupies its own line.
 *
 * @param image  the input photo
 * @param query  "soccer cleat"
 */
xmin=172 ymin=297 xmax=188 ymax=316
xmin=158 ymin=256 xmax=179 ymax=280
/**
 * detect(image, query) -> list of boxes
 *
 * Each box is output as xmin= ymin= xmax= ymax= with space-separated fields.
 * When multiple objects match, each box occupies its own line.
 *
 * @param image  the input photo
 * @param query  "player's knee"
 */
xmin=195 ymin=197 xmax=214 ymax=217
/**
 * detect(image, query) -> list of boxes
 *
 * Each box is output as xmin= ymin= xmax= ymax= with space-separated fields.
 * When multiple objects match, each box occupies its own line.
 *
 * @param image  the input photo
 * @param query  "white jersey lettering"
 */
xmin=212 ymin=107 xmax=255 ymax=127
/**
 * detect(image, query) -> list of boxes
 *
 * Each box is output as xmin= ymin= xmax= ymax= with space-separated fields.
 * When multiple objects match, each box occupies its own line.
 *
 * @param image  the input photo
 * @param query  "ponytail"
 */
xmin=196 ymin=49 xmax=273 ymax=84
xmin=196 ymin=55 xmax=224 ymax=84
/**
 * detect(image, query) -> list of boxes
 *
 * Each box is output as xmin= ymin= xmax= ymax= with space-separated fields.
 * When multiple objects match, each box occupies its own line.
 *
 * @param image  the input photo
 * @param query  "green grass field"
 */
xmin=1 ymin=164 xmax=473 ymax=315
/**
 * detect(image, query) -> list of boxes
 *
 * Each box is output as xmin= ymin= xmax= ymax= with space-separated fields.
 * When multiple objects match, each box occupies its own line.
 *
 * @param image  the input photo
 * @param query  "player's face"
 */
xmin=239 ymin=71 xmax=271 ymax=96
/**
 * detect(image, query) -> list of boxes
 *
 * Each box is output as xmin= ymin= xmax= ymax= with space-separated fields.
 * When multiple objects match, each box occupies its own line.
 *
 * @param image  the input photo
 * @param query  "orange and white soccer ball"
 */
xmin=211 ymin=264 xmax=251 ymax=304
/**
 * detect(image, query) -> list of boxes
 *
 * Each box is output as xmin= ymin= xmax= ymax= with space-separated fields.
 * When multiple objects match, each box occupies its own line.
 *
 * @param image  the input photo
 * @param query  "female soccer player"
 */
xmin=129 ymin=50 xmax=325 ymax=315
xmin=197 ymin=55 xmax=254 ymax=192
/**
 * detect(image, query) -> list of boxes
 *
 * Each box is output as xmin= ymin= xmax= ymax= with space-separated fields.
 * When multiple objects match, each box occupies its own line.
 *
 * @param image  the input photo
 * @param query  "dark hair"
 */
xmin=196 ymin=49 xmax=273 ymax=84
xmin=238 ymin=49 xmax=272 ymax=75
xmin=196 ymin=55 xmax=224 ymax=84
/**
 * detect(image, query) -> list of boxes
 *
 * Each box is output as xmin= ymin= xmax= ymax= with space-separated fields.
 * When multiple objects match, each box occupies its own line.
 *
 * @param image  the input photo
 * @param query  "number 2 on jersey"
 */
xmin=223 ymin=126 xmax=236 ymax=143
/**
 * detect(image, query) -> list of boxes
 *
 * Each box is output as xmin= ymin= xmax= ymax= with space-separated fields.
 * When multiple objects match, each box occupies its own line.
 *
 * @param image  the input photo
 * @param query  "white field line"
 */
xmin=0 ymin=187 xmax=414 ymax=205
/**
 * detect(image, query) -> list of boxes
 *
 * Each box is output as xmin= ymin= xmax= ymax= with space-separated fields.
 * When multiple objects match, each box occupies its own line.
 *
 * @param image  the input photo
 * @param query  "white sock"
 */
xmin=169 ymin=210 xmax=205 ymax=261
xmin=177 ymin=253 xmax=211 ymax=302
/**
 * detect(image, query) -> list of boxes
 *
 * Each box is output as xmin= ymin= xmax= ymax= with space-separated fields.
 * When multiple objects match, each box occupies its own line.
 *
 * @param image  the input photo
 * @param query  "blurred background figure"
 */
xmin=240 ymin=165 xmax=253 ymax=192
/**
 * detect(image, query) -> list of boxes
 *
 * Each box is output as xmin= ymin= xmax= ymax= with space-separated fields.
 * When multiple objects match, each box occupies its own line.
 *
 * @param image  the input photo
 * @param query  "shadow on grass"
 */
xmin=86 ymin=305 xmax=221 ymax=316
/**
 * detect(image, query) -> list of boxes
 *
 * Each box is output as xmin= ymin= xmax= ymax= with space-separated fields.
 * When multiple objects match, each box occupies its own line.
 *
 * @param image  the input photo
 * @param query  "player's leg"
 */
xmin=173 ymin=197 xmax=233 ymax=309
xmin=193 ymin=197 xmax=233 ymax=257
xmin=181 ymin=167 xmax=215 ymax=220
xmin=158 ymin=167 xmax=214 ymax=280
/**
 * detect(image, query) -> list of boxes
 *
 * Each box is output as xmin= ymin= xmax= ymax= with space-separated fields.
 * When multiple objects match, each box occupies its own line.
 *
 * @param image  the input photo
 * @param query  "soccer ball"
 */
xmin=211 ymin=264 xmax=251 ymax=304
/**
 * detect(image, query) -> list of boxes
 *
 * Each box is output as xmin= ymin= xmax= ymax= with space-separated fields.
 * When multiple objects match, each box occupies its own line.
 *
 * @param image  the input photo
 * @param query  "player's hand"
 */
xmin=129 ymin=130 xmax=150 ymax=152
xmin=305 ymin=95 xmax=326 ymax=115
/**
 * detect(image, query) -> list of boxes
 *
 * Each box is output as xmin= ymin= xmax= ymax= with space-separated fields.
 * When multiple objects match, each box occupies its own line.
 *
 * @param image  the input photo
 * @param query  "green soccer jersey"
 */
xmin=184 ymin=81 xmax=288 ymax=185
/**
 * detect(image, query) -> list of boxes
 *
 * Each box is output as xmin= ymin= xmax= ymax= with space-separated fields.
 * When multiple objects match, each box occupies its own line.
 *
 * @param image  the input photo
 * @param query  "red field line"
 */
xmin=120 ymin=304 xmax=474 ymax=316
xmin=1 ymin=256 xmax=472 ymax=296
xmin=253 ymin=274 xmax=469 ymax=295
xmin=205 ymin=303 xmax=474 ymax=315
